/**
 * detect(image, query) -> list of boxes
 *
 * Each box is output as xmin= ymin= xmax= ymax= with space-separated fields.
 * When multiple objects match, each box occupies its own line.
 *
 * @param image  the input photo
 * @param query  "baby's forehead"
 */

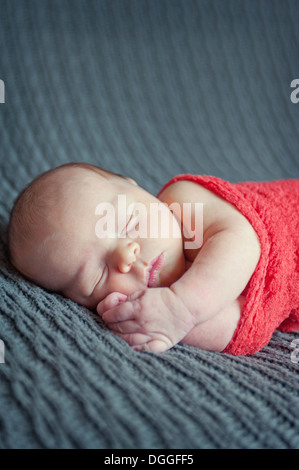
xmin=57 ymin=168 xmax=120 ymax=209
xmin=56 ymin=166 xmax=108 ymax=193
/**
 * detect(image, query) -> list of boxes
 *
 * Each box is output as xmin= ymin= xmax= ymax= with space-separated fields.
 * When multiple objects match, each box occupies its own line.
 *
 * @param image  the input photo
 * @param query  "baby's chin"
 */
xmin=159 ymin=258 xmax=186 ymax=288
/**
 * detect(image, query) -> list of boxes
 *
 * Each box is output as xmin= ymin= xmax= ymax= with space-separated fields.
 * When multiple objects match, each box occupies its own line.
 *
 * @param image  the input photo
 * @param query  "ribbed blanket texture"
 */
xmin=0 ymin=0 xmax=299 ymax=449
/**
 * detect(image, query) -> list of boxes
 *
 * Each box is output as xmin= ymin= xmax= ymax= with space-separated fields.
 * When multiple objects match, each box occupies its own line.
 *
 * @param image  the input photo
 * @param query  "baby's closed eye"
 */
xmin=92 ymin=265 xmax=108 ymax=295
xmin=120 ymin=210 xmax=139 ymax=236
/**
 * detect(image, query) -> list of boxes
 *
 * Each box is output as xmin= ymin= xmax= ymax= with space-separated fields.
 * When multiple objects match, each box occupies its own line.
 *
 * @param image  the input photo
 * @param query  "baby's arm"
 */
xmin=163 ymin=180 xmax=261 ymax=325
xmin=181 ymin=295 xmax=246 ymax=351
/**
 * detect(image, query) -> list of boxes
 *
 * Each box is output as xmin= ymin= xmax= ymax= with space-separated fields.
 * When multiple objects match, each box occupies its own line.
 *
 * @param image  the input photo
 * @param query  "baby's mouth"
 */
xmin=146 ymin=252 xmax=165 ymax=288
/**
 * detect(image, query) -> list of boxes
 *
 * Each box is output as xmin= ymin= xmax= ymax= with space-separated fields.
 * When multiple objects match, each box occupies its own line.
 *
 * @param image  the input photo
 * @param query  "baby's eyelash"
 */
xmin=99 ymin=265 xmax=106 ymax=281
xmin=93 ymin=265 xmax=107 ymax=294
xmin=126 ymin=213 xmax=139 ymax=232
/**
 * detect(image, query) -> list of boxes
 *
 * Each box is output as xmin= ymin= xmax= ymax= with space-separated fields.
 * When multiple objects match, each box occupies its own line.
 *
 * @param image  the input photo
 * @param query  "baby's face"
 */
xmin=17 ymin=168 xmax=185 ymax=309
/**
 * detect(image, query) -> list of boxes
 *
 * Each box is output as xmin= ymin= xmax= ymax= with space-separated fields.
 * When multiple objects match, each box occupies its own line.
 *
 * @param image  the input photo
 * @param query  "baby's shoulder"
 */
xmin=159 ymin=179 xmax=252 ymax=231
xmin=158 ymin=179 xmax=225 ymax=206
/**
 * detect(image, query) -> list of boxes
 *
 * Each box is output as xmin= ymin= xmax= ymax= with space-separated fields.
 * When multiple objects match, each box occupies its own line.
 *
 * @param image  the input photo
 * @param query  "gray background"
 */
xmin=0 ymin=0 xmax=298 ymax=449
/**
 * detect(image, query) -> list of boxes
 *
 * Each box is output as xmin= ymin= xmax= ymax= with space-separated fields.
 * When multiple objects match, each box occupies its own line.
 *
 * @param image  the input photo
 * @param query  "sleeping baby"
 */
xmin=8 ymin=162 xmax=299 ymax=355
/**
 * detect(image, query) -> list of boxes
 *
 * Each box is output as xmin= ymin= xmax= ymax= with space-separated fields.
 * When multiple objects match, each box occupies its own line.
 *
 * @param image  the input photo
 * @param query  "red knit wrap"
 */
xmin=159 ymin=175 xmax=299 ymax=355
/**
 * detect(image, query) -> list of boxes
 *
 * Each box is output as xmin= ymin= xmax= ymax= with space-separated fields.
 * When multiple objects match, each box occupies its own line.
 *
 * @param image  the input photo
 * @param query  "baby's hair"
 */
xmin=8 ymin=162 xmax=125 ymax=268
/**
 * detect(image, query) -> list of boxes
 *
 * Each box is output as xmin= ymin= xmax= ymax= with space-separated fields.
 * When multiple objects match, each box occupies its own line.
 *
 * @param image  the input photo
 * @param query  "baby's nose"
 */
xmin=118 ymin=242 xmax=140 ymax=273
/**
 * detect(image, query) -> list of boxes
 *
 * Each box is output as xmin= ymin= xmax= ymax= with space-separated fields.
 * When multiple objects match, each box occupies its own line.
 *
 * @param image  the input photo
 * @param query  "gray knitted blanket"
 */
xmin=0 ymin=0 xmax=299 ymax=449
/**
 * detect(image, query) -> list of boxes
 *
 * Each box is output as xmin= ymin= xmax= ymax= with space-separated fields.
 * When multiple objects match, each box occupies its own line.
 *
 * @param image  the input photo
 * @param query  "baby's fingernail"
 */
xmin=116 ymin=293 xmax=128 ymax=303
xmin=97 ymin=307 xmax=102 ymax=316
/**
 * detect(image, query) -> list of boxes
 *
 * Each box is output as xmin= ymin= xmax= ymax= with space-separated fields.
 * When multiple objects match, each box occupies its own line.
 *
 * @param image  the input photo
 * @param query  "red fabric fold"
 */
xmin=158 ymin=174 xmax=299 ymax=355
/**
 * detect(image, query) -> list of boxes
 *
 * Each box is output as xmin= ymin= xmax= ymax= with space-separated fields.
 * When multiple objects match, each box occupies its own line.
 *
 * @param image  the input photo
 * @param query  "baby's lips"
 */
xmin=97 ymin=292 xmax=128 ymax=316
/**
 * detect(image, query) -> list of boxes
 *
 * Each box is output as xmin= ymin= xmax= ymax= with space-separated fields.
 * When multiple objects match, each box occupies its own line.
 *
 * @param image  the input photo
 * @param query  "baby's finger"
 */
xmin=113 ymin=331 xmax=171 ymax=353
xmin=113 ymin=332 xmax=151 ymax=347
xmin=97 ymin=292 xmax=127 ymax=316
xmin=133 ymin=340 xmax=170 ymax=353
xmin=102 ymin=299 xmax=139 ymax=323
xmin=108 ymin=320 xmax=143 ymax=334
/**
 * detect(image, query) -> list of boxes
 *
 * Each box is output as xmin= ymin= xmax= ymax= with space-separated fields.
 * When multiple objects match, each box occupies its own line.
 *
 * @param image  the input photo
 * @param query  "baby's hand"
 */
xmin=97 ymin=288 xmax=194 ymax=353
